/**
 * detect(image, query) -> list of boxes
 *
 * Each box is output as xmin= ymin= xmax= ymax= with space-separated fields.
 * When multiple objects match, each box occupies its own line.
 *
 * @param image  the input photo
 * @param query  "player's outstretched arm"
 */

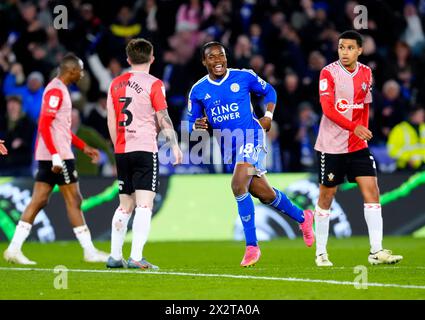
xmin=0 ymin=140 xmax=8 ymax=155
xmin=156 ymin=109 xmax=182 ymax=165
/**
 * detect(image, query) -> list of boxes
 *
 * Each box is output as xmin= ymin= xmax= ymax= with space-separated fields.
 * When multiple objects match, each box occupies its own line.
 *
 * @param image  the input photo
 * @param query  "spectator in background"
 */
xmin=295 ymin=102 xmax=319 ymax=172
xmin=201 ymin=0 xmax=234 ymax=46
xmin=374 ymin=79 xmax=408 ymax=143
xmin=162 ymin=31 xmax=198 ymax=125
xmin=361 ymin=35 xmax=387 ymax=89
xmin=176 ymin=0 xmax=213 ymax=33
xmin=262 ymin=63 xmax=280 ymax=87
xmin=12 ymin=1 xmax=47 ymax=72
xmin=27 ymin=42 xmax=54 ymax=80
xmin=138 ymin=0 xmax=159 ymax=39
xmin=0 ymin=95 xmax=35 ymax=176
xmin=84 ymin=91 xmax=110 ymax=141
xmin=3 ymin=63 xmax=44 ymax=123
xmin=71 ymin=108 xmax=115 ymax=176
xmin=275 ymin=72 xmax=306 ymax=172
xmin=300 ymin=1 xmax=333 ymax=54
xmin=249 ymin=54 xmax=265 ymax=76
xmin=302 ymin=50 xmax=327 ymax=110
xmin=87 ymin=53 xmax=123 ymax=93
xmin=108 ymin=5 xmax=142 ymax=64
xmin=249 ymin=23 xmax=264 ymax=55
xmin=401 ymin=1 xmax=425 ymax=56
xmin=69 ymin=3 xmax=103 ymax=57
xmin=291 ymin=0 xmax=316 ymax=32
xmin=45 ymin=27 xmax=66 ymax=68
xmin=233 ymin=35 xmax=252 ymax=69
xmin=387 ymin=106 xmax=425 ymax=171
xmin=388 ymin=41 xmax=415 ymax=101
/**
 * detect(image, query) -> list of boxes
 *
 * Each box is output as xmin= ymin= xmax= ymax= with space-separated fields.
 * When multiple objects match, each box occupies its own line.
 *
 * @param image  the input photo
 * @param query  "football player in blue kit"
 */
xmin=187 ymin=42 xmax=315 ymax=267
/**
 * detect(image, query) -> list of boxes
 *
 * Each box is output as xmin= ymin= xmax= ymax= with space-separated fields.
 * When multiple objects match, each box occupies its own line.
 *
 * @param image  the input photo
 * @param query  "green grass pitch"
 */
xmin=0 ymin=237 xmax=424 ymax=300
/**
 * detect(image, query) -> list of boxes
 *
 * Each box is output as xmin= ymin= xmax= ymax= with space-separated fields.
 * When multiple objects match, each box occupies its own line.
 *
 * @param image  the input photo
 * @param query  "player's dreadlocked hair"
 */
xmin=201 ymin=41 xmax=225 ymax=60
xmin=126 ymin=38 xmax=153 ymax=65
xmin=339 ymin=30 xmax=363 ymax=47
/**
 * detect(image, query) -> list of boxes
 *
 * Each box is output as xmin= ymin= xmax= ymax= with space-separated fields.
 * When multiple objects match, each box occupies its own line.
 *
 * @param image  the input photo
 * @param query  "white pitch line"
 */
xmin=1 ymin=267 xmax=425 ymax=290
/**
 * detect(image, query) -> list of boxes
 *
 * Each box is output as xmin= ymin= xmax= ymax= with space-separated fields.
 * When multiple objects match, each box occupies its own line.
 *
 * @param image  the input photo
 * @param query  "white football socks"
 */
xmin=73 ymin=224 xmax=96 ymax=255
xmin=364 ymin=203 xmax=383 ymax=253
xmin=315 ymin=205 xmax=331 ymax=256
xmin=8 ymin=220 xmax=32 ymax=252
xmin=130 ymin=207 xmax=152 ymax=261
xmin=110 ymin=207 xmax=132 ymax=260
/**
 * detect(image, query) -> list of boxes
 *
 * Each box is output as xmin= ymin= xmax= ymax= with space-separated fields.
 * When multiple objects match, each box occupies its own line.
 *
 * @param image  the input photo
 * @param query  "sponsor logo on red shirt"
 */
xmin=335 ymin=98 xmax=364 ymax=113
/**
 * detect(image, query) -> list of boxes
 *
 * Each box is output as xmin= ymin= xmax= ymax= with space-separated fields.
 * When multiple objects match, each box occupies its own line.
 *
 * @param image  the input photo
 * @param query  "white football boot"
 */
xmin=368 ymin=249 xmax=403 ymax=265
xmin=315 ymin=253 xmax=333 ymax=267
xmin=84 ymin=249 xmax=109 ymax=263
xmin=3 ymin=249 xmax=36 ymax=265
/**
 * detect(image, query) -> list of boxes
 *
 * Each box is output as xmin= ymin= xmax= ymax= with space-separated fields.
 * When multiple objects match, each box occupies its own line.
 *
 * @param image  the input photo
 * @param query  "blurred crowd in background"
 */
xmin=0 ymin=0 xmax=424 ymax=176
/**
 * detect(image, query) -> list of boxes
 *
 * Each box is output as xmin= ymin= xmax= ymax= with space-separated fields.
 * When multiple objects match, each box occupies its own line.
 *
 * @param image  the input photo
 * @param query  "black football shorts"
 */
xmin=317 ymin=148 xmax=377 ymax=187
xmin=35 ymin=159 xmax=78 ymax=186
xmin=115 ymin=151 xmax=159 ymax=194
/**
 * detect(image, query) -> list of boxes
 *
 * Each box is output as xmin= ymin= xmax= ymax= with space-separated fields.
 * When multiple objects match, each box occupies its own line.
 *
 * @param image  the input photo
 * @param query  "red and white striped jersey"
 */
xmin=314 ymin=60 xmax=373 ymax=154
xmin=107 ymin=71 xmax=168 ymax=154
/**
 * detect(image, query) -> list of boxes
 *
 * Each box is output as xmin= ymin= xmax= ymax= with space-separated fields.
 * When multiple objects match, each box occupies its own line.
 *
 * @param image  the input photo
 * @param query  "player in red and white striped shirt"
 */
xmin=4 ymin=54 xmax=109 ymax=265
xmin=0 ymin=140 xmax=7 ymax=155
xmin=106 ymin=39 xmax=182 ymax=269
xmin=314 ymin=31 xmax=402 ymax=266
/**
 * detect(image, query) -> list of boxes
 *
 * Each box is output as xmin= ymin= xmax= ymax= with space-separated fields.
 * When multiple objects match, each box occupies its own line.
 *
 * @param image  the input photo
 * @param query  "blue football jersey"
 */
xmin=187 ymin=68 xmax=275 ymax=135
xmin=187 ymin=68 xmax=277 ymax=172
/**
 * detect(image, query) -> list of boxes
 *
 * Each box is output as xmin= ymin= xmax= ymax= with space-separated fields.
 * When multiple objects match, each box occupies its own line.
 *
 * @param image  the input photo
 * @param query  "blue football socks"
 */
xmin=269 ymin=188 xmax=305 ymax=223
xmin=235 ymin=193 xmax=257 ymax=246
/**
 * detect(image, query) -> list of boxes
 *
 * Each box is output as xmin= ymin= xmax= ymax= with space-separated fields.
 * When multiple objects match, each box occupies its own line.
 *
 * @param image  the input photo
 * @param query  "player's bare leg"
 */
xmin=20 ymin=182 xmax=53 ymax=224
xmin=60 ymin=183 xmax=108 ymax=262
xmin=4 ymin=182 xmax=53 ymax=265
xmin=356 ymin=176 xmax=403 ymax=264
xmin=127 ymin=190 xmax=158 ymax=270
xmin=248 ymin=175 xmax=275 ymax=203
xmin=107 ymin=194 xmax=135 ymax=268
xmin=315 ymin=184 xmax=337 ymax=266
xmin=249 ymin=175 xmax=315 ymax=247
xmin=231 ymin=162 xmax=261 ymax=267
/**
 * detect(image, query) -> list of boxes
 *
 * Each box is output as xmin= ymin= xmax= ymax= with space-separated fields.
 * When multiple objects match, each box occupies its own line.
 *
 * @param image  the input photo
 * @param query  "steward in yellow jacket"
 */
xmin=387 ymin=107 xmax=425 ymax=170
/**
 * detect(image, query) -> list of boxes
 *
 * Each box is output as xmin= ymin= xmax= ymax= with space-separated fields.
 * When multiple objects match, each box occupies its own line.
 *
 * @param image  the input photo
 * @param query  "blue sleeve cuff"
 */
xmin=263 ymin=84 xmax=277 ymax=105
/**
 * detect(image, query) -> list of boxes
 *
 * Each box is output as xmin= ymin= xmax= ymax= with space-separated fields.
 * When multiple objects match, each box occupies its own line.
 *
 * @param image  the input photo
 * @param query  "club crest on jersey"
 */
xmin=320 ymin=79 xmax=328 ymax=91
xmin=361 ymin=82 xmax=367 ymax=92
xmin=230 ymin=83 xmax=240 ymax=92
xmin=335 ymin=98 xmax=364 ymax=113
xmin=48 ymin=96 xmax=60 ymax=108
